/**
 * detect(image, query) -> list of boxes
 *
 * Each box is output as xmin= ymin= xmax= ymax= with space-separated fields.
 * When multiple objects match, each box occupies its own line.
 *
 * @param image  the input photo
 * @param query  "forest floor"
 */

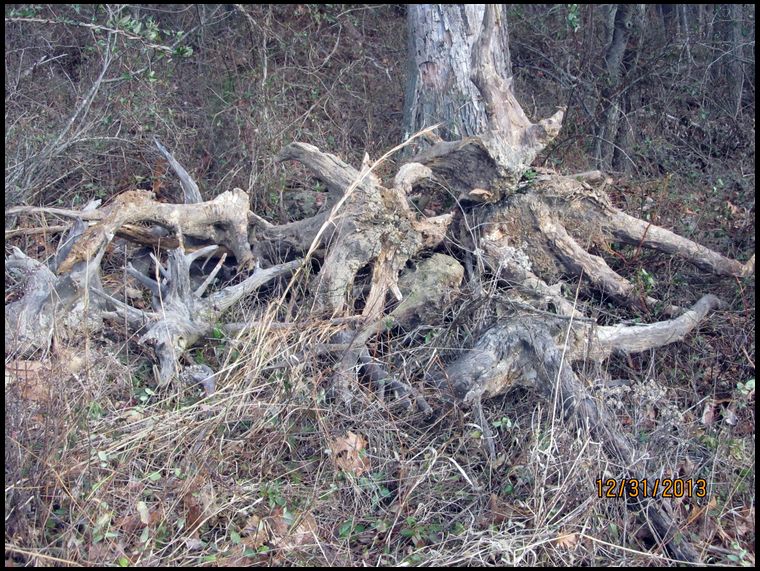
xmin=5 ymin=5 xmax=755 ymax=567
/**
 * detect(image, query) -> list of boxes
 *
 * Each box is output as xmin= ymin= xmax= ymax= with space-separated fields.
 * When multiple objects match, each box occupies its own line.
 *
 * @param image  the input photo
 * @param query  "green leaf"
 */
xmin=117 ymin=556 xmax=130 ymax=567
xmin=338 ymin=521 xmax=353 ymax=538
xmin=373 ymin=519 xmax=389 ymax=532
xmin=147 ymin=471 xmax=162 ymax=482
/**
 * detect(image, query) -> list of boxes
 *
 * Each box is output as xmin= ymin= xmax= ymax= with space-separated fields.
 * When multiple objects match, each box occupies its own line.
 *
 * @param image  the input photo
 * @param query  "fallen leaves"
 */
xmin=468 ymin=188 xmax=493 ymax=199
xmin=241 ymin=514 xmax=269 ymax=550
xmin=269 ymin=508 xmax=318 ymax=550
xmin=329 ymin=431 xmax=370 ymax=476
xmin=240 ymin=509 xmax=319 ymax=558
xmin=181 ymin=478 xmax=217 ymax=533
xmin=117 ymin=501 xmax=164 ymax=535
xmin=479 ymin=493 xmax=533 ymax=527
xmin=5 ymin=360 xmax=53 ymax=404
xmin=701 ymin=400 xmax=716 ymax=426
xmin=554 ymin=532 xmax=578 ymax=550
xmin=5 ymin=351 xmax=86 ymax=406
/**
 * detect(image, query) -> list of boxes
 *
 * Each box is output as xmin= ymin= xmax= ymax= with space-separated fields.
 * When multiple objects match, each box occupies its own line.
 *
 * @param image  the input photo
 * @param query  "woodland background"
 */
xmin=5 ymin=4 xmax=755 ymax=566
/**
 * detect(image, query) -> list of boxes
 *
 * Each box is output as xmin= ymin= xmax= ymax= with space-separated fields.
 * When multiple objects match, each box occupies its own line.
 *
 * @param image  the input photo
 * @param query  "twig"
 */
xmin=5 ymin=205 xmax=103 ymax=220
xmin=194 ymin=253 xmax=227 ymax=297
xmin=5 ymin=16 xmax=176 ymax=53
xmin=154 ymin=138 xmax=203 ymax=204
xmin=5 ymin=225 xmax=69 ymax=237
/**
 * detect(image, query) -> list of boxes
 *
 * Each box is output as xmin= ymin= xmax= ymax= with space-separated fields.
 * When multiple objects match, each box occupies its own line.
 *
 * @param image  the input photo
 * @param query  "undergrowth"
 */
xmin=5 ymin=4 xmax=754 ymax=567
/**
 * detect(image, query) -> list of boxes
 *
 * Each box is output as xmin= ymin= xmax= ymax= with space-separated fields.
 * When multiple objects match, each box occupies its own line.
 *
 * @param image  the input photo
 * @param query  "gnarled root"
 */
xmin=5 ymin=217 xmax=107 ymax=356
xmin=470 ymin=171 xmax=753 ymax=312
xmin=431 ymin=295 xmax=719 ymax=563
xmin=102 ymin=246 xmax=302 ymax=386
xmin=328 ymin=254 xmax=464 ymax=410
xmin=276 ymin=143 xmax=452 ymax=317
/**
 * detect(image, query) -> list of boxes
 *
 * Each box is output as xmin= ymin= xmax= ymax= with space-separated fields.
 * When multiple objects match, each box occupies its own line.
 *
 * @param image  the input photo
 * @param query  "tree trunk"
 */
xmin=659 ymin=3 xmax=677 ymax=36
xmin=713 ymin=4 xmax=745 ymax=118
xmin=404 ymin=5 xmax=513 ymax=143
xmin=727 ymin=4 xmax=745 ymax=118
xmin=5 ymin=4 xmax=754 ymax=564
xmin=594 ymin=4 xmax=634 ymax=171
xmin=404 ymin=4 xmax=564 ymax=201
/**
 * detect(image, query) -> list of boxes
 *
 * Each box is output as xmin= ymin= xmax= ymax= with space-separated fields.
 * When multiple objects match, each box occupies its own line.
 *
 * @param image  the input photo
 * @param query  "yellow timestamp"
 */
xmin=596 ymin=478 xmax=708 ymax=499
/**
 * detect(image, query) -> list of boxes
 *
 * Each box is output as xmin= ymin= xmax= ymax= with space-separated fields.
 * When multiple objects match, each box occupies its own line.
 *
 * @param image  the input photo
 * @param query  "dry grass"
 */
xmin=5 ymin=4 xmax=755 ymax=567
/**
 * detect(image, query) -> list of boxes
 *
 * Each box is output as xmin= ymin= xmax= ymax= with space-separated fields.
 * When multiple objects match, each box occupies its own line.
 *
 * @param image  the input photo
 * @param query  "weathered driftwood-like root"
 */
xmin=470 ymin=192 xmax=653 ymax=311
xmin=432 ymin=296 xmax=718 ymax=562
xmin=276 ymin=142 xmax=452 ymax=317
xmin=606 ymin=209 xmax=754 ymax=278
xmin=479 ymin=207 xmax=647 ymax=310
xmin=251 ymin=210 xmax=332 ymax=263
xmin=330 ymin=254 xmax=464 ymax=410
xmin=5 ymin=217 xmax=107 ymax=356
xmin=572 ymin=294 xmax=724 ymax=361
xmin=276 ymin=142 xmax=376 ymax=201
xmin=469 ymin=4 xmax=565 ymax=196
xmin=467 ymin=215 xmax=583 ymax=319
xmin=433 ymin=294 xmax=720 ymax=401
xmin=469 ymin=171 xmax=753 ymax=312
xmin=258 ymin=254 xmax=464 ymax=415
xmin=153 ymin=138 xmax=203 ymax=204
xmin=56 ymin=188 xmax=254 ymax=274
xmin=538 ymin=172 xmax=755 ymax=278
xmin=6 ymin=247 xmax=61 ymax=354
xmin=531 ymin=201 xmax=658 ymax=310
xmin=278 ymin=143 xmax=401 ymax=315
xmin=104 ymin=246 xmax=302 ymax=386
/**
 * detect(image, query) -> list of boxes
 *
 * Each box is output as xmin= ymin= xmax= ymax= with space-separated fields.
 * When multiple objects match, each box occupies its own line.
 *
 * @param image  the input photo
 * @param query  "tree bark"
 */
xmin=594 ymin=4 xmax=634 ymax=171
xmin=405 ymin=5 xmax=564 ymax=200
xmin=5 ymin=5 xmax=754 ymax=564
xmin=713 ymin=4 xmax=745 ymax=118
xmin=404 ymin=5 xmax=513 ymax=143
xmin=727 ymin=4 xmax=745 ymax=117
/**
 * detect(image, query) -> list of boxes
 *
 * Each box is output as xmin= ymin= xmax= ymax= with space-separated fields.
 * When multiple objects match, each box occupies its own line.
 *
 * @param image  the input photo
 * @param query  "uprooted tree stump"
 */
xmin=5 ymin=6 xmax=754 ymax=564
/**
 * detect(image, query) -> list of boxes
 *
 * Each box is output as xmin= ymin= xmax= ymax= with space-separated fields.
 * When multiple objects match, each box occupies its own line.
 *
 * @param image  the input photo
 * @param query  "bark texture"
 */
xmin=405 ymin=5 xmax=564 ymax=201
xmin=5 ymin=6 xmax=753 ymax=564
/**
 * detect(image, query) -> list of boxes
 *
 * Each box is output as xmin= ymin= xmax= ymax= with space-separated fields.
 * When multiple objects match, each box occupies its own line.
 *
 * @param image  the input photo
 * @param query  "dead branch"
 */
xmin=154 ymin=138 xmax=203 ymax=204
xmin=102 ymin=244 xmax=302 ymax=385
xmin=56 ymin=188 xmax=254 ymax=274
